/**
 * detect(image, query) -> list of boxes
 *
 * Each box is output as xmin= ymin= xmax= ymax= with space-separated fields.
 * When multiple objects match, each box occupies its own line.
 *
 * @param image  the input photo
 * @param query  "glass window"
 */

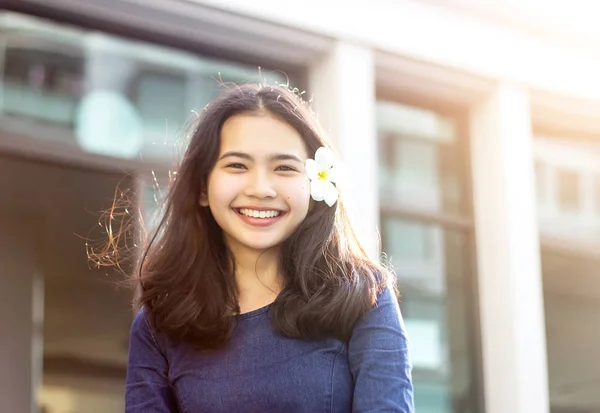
xmin=134 ymin=71 xmax=188 ymax=136
xmin=0 ymin=12 xmax=288 ymax=163
xmin=378 ymin=99 xmax=477 ymax=413
xmin=377 ymin=101 xmax=464 ymax=215
xmin=535 ymin=134 xmax=600 ymax=412
xmin=381 ymin=216 xmax=474 ymax=413
xmin=0 ymin=153 xmax=134 ymax=413
xmin=3 ymin=44 xmax=84 ymax=130
xmin=542 ymin=248 xmax=600 ymax=413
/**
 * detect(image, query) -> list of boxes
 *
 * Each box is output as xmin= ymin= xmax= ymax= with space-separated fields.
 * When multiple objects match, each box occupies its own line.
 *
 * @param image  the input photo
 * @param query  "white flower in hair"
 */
xmin=305 ymin=147 xmax=338 ymax=207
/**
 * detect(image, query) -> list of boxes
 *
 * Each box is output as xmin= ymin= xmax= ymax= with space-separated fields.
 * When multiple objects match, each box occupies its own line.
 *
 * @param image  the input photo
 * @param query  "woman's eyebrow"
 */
xmin=269 ymin=153 xmax=303 ymax=163
xmin=218 ymin=151 xmax=253 ymax=161
xmin=219 ymin=152 xmax=303 ymax=163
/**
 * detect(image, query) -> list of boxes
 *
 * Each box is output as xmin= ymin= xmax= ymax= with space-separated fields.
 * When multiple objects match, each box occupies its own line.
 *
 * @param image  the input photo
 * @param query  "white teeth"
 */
xmin=239 ymin=209 xmax=281 ymax=219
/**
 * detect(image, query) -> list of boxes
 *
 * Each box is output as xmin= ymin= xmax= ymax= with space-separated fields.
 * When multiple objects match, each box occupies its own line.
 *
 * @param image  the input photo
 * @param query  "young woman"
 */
xmin=125 ymin=83 xmax=414 ymax=412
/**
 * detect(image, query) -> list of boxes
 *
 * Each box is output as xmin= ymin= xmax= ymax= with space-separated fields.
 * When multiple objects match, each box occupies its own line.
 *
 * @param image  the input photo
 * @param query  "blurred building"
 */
xmin=1 ymin=1 xmax=600 ymax=412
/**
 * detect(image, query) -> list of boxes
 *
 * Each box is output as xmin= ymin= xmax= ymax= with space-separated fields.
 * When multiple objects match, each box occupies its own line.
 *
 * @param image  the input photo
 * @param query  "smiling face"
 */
xmin=201 ymin=112 xmax=311 ymax=256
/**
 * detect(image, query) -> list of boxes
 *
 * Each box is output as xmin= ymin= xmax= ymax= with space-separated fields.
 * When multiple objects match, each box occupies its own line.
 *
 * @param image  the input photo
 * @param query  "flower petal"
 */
xmin=310 ymin=180 xmax=326 ymax=201
xmin=305 ymin=159 xmax=319 ymax=181
xmin=326 ymin=166 xmax=338 ymax=184
xmin=315 ymin=147 xmax=335 ymax=170
xmin=323 ymin=182 xmax=338 ymax=207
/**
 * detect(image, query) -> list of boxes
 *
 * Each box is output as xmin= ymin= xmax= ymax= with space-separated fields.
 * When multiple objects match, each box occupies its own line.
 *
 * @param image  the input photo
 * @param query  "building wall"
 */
xmin=191 ymin=0 xmax=600 ymax=102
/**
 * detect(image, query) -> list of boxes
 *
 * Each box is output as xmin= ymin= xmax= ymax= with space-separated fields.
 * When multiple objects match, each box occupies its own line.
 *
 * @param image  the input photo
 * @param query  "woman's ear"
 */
xmin=199 ymin=192 xmax=209 ymax=207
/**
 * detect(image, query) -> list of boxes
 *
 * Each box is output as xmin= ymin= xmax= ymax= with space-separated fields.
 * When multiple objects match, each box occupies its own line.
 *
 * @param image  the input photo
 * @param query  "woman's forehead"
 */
xmin=219 ymin=114 xmax=308 ymax=157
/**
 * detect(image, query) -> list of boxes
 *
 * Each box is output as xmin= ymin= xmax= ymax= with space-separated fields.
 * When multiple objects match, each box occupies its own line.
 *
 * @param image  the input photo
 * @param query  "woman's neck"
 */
xmin=227 ymin=242 xmax=283 ymax=312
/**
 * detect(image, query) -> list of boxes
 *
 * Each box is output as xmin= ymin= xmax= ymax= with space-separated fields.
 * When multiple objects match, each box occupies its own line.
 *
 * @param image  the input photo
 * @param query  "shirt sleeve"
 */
xmin=125 ymin=309 xmax=179 ymax=413
xmin=348 ymin=285 xmax=415 ymax=412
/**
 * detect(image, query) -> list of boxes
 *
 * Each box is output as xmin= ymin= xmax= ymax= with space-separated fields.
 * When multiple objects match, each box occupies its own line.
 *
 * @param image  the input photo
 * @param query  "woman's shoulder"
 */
xmin=130 ymin=307 xmax=164 ymax=345
xmin=375 ymin=283 xmax=399 ymax=306
xmin=348 ymin=282 xmax=408 ymax=352
xmin=129 ymin=307 xmax=156 ymax=343
xmin=357 ymin=282 xmax=403 ymax=329
xmin=129 ymin=307 xmax=173 ymax=355
xmin=131 ymin=307 xmax=150 ymax=331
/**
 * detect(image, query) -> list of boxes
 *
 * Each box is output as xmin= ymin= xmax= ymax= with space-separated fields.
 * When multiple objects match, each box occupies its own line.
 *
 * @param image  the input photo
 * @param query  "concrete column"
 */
xmin=0 ymin=215 xmax=43 ymax=413
xmin=309 ymin=41 xmax=379 ymax=258
xmin=470 ymin=83 xmax=549 ymax=413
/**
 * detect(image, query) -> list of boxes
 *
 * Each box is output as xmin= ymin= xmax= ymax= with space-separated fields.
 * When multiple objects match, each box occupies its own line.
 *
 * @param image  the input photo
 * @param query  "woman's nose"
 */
xmin=244 ymin=170 xmax=277 ymax=199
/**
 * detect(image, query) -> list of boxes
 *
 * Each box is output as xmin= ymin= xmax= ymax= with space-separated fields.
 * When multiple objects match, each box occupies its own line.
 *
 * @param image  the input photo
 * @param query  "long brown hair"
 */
xmin=136 ymin=83 xmax=393 ymax=350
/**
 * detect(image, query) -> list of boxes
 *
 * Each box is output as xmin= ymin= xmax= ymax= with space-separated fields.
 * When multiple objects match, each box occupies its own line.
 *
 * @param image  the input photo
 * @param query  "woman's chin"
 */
xmin=225 ymin=233 xmax=284 ymax=254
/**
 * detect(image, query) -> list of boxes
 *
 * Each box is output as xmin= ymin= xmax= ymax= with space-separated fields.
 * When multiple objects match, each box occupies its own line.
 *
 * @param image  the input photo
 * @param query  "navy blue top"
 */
xmin=125 ymin=287 xmax=414 ymax=412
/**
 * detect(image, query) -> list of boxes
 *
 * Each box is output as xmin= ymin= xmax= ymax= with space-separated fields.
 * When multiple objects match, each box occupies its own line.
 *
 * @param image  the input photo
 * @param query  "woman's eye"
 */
xmin=276 ymin=165 xmax=297 ymax=172
xmin=226 ymin=163 xmax=246 ymax=170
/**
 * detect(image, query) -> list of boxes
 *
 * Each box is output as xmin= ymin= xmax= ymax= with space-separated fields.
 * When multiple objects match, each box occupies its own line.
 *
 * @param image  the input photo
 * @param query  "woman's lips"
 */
xmin=234 ymin=208 xmax=286 ymax=227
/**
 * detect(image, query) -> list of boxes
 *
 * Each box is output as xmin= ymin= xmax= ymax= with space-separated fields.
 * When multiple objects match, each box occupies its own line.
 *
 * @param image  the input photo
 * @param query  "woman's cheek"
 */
xmin=211 ymin=173 xmax=242 ymax=200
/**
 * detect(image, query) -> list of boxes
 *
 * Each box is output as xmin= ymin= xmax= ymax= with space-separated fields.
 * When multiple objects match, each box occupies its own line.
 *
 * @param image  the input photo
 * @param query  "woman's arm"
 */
xmin=125 ymin=309 xmax=179 ymax=413
xmin=348 ymin=286 xmax=415 ymax=412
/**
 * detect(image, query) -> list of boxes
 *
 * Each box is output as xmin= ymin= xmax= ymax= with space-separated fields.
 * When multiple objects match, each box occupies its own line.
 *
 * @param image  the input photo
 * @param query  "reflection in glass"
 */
xmin=376 ymin=101 xmax=464 ymax=215
xmin=535 ymin=135 xmax=600 ymax=412
xmin=0 ymin=12 xmax=287 ymax=162
xmin=3 ymin=44 xmax=84 ymax=129
xmin=381 ymin=215 xmax=474 ymax=413
xmin=542 ymin=249 xmax=600 ymax=413
xmin=535 ymin=136 xmax=600 ymax=245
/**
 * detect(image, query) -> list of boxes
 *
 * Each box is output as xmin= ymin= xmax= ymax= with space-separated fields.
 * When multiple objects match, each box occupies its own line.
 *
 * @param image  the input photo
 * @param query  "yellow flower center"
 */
xmin=318 ymin=171 xmax=328 ymax=181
